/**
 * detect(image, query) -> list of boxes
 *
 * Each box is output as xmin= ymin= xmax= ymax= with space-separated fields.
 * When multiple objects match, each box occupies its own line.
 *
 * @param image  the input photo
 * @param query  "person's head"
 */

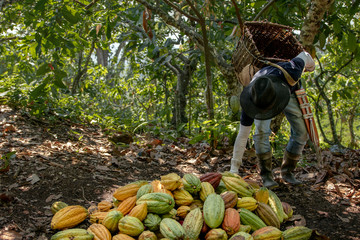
xmin=240 ymin=75 xmax=290 ymax=120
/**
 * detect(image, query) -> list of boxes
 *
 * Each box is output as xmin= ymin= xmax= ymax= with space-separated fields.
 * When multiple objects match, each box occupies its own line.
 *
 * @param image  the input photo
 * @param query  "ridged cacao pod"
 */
xmin=160 ymin=173 xmax=182 ymax=191
xmin=102 ymin=210 xmax=123 ymax=233
xmin=199 ymin=172 xmax=222 ymax=189
xmin=239 ymin=208 xmax=266 ymax=231
xmin=138 ymin=230 xmax=158 ymax=240
xmin=239 ymin=224 xmax=252 ymax=233
xmin=237 ymin=197 xmax=258 ymax=211
xmin=97 ymin=200 xmax=113 ymax=212
xmin=137 ymin=184 xmax=154 ymax=199
xmin=176 ymin=205 xmax=191 ymax=218
xmin=189 ymin=199 xmax=203 ymax=210
xmin=128 ymin=202 xmax=148 ymax=221
xmin=203 ymin=193 xmax=225 ymax=228
xmin=220 ymin=191 xmax=238 ymax=209
xmin=161 ymin=208 xmax=177 ymax=219
xmin=282 ymin=226 xmax=312 ymax=240
xmin=51 ymin=205 xmax=88 ymax=230
xmin=118 ymin=215 xmax=144 ymax=237
xmin=182 ymin=173 xmax=202 ymax=194
xmin=230 ymin=231 xmax=254 ymax=240
xmin=204 ymin=228 xmax=228 ymax=240
xmin=199 ymin=182 xmax=215 ymax=202
xmin=160 ymin=218 xmax=185 ymax=240
xmin=113 ymin=180 xmax=148 ymax=201
xmin=136 ymin=192 xmax=175 ymax=214
xmin=144 ymin=213 xmax=162 ymax=232
xmin=222 ymin=176 xmax=255 ymax=197
xmin=51 ymin=201 xmax=68 ymax=214
xmin=112 ymin=233 xmax=136 ymax=240
xmin=268 ymin=190 xmax=287 ymax=223
xmin=281 ymin=202 xmax=293 ymax=220
xmin=50 ymin=228 xmax=93 ymax=240
xmin=251 ymin=226 xmax=282 ymax=240
xmin=255 ymin=187 xmax=269 ymax=204
xmin=182 ymin=208 xmax=203 ymax=240
xmin=151 ymin=180 xmax=163 ymax=192
xmin=87 ymin=223 xmax=112 ymax=240
xmin=230 ymin=95 xmax=241 ymax=113
xmin=173 ymin=188 xmax=193 ymax=206
xmin=222 ymin=208 xmax=240 ymax=236
xmin=255 ymin=202 xmax=280 ymax=229
xmin=90 ymin=211 xmax=108 ymax=224
xmin=117 ymin=195 xmax=137 ymax=215
xmin=244 ymin=179 xmax=261 ymax=190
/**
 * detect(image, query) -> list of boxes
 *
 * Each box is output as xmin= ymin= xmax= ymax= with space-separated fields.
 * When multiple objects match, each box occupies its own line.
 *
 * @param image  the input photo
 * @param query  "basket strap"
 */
xmin=262 ymin=60 xmax=298 ymax=86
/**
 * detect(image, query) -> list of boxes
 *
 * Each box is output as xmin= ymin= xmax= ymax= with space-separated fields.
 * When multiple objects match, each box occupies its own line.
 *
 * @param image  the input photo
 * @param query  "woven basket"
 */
xmin=232 ymin=21 xmax=304 ymax=84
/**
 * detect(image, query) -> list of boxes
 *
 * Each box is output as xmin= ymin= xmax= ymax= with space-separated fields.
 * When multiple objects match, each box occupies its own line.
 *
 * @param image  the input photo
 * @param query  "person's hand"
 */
xmin=296 ymin=51 xmax=315 ymax=72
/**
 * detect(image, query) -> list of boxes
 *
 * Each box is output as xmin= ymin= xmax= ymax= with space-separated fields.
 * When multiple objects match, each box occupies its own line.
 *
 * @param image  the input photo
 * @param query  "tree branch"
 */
xmin=253 ymin=0 xmax=277 ymax=21
xmin=163 ymin=0 xmax=200 ymax=22
xmin=230 ymin=0 xmax=244 ymax=33
xmin=85 ymin=0 xmax=99 ymax=10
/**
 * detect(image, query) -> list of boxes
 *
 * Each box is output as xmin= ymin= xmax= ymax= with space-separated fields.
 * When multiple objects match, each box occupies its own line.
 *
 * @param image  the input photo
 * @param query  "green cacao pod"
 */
xmin=136 ymin=184 xmax=154 ymax=199
xmin=50 ymin=228 xmax=94 ymax=240
xmin=144 ymin=213 xmax=162 ymax=232
xmin=182 ymin=208 xmax=203 ymax=240
xmin=102 ymin=210 xmax=123 ymax=233
xmin=239 ymin=208 xmax=266 ymax=232
xmin=281 ymin=202 xmax=293 ymax=220
xmin=251 ymin=226 xmax=282 ymax=240
xmin=268 ymin=190 xmax=287 ymax=223
xmin=203 ymin=193 xmax=225 ymax=228
xmin=118 ymin=215 xmax=144 ymax=237
xmin=282 ymin=226 xmax=312 ymax=240
xmin=136 ymin=192 xmax=175 ymax=214
xmin=51 ymin=201 xmax=68 ymax=214
xmin=160 ymin=218 xmax=185 ymax=240
xmin=230 ymin=95 xmax=240 ymax=113
xmin=182 ymin=173 xmax=201 ymax=194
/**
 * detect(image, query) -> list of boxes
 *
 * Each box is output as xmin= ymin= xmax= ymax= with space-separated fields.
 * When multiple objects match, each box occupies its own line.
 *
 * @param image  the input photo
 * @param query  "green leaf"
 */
xmin=319 ymin=32 xmax=326 ymax=49
xmin=36 ymin=63 xmax=50 ymax=76
xmin=348 ymin=32 xmax=357 ymax=52
xmin=35 ymin=0 xmax=47 ymax=12
xmin=189 ymin=134 xmax=205 ymax=144
xmin=30 ymin=82 xmax=47 ymax=100
xmin=61 ymin=7 xmax=79 ymax=25
xmin=106 ymin=16 xmax=112 ymax=40
xmin=333 ymin=20 xmax=341 ymax=34
xmin=332 ymin=91 xmax=337 ymax=101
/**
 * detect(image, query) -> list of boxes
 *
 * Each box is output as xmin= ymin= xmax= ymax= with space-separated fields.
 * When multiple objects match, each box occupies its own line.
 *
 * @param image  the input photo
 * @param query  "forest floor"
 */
xmin=0 ymin=104 xmax=359 ymax=240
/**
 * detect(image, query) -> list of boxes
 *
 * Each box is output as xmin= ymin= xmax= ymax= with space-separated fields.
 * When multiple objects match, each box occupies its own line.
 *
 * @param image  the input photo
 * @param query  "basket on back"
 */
xmin=232 ymin=21 xmax=304 ymax=85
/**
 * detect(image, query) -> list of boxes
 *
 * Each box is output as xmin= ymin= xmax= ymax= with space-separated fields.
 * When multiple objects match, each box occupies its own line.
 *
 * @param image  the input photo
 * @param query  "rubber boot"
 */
xmin=257 ymin=151 xmax=279 ymax=189
xmin=281 ymin=150 xmax=303 ymax=185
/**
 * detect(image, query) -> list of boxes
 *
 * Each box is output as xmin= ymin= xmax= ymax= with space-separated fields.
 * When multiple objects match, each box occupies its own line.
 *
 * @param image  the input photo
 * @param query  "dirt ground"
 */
xmin=0 ymin=104 xmax=359 ymax=240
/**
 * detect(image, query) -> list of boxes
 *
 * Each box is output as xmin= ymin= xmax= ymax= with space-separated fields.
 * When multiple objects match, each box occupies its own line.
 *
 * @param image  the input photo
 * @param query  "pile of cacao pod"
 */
xmin=49 ymin=172 xmax=314 ymax=240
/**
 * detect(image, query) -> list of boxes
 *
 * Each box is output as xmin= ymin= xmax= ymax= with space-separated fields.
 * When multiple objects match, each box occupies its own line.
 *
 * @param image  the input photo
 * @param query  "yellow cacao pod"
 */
xmin=87 ymin=223 xmax=112 ymax=240
xmin=89 ymin=211 xmax=108 ymax=224
xmin=112 ymin=233 xmax=136 ymax=240
xmin=173 ymin=188 xmax=193 ymax=206
xmin=176 ymin=205 xmax=191 ymax=219
xmin=237 ymin=197 xmax=258 ymax=211
xmin=51 ymin=205 xmax=88 ymax=230
xmin=199 ymin=182 xmax=215 ymax=202
xmin=160 ymin=173 xmax=182 ymax=191
xmin=128 ymin=202 xmax=148 ymax=221
xmin=97 ymin=200 xmax=113 ymax=212
xmin=117 ymin=196 xmax=137 ymax=215
xmin=138 ymin=230 xmax=158 ymax=240
xmin=113 ymin=181 xmax=148 ymax=201
xmin=255 ymin=187 xmax=269 ymax=204
xmin=251 ymin=226 xmax=282 ymax=240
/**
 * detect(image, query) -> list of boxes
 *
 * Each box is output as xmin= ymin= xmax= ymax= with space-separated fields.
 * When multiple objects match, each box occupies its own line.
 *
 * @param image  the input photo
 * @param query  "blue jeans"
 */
xmin=253 ymin=93 xmax=308 ymax=156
